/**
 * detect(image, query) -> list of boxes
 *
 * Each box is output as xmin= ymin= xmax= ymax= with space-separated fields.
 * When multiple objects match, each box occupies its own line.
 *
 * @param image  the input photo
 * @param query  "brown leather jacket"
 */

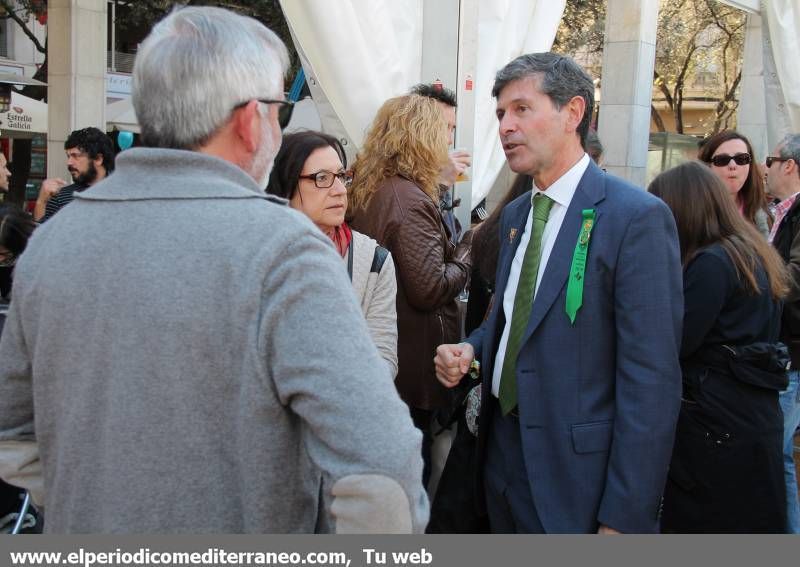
xmin=350 ymin=175 xmax=471 ymax=410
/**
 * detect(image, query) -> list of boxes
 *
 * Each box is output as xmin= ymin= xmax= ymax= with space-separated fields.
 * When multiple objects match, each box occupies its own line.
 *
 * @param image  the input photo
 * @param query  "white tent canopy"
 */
xmin=762 ymin=0 xmax=800 ymax=139
xmin=280 ymin=0 xmax=565 ymax=206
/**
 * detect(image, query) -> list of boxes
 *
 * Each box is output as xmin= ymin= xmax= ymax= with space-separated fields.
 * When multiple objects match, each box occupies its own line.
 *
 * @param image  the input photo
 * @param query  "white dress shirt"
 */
xmin=491 ymin=154 xmax=591 ymax=397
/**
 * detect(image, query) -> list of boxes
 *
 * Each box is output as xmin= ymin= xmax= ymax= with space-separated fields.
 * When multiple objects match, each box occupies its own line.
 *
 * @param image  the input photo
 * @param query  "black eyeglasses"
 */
xmin=298 ymin=170 xmax=353 ymax=189
xmin=766 ymin=156 xmax=791 ymax=168
xmin=232 ymin=98 xmax=295 ymax=129
xmin=709 ymin=153 xmax=751 ymax=167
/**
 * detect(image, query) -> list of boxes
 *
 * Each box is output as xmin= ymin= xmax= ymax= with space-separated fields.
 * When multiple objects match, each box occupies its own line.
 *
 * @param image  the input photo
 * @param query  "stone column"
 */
xmin=738 ymin=14 xmax=768 ymax=161
xmin=597 ymin=0 xmax=659 ymax=188
xmin=47 ymin=0 xmax=107 ymax=179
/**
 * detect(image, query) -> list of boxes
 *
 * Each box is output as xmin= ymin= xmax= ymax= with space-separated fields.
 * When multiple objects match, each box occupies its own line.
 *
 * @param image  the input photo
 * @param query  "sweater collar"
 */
xmin=75 ymin=147 xmax=285 ymax=204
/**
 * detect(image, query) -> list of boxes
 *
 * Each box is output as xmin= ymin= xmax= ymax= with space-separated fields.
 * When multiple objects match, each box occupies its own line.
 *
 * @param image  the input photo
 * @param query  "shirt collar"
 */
xmin=779 ymin=191 xmax=800 ymax=207
xmin=531 ymin=153 xmax=591 ymax=208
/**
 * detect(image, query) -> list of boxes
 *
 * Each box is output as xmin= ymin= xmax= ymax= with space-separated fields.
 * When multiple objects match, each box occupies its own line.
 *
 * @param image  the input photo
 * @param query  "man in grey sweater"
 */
xmin=0 ymin=7 xmax=426 ymax=533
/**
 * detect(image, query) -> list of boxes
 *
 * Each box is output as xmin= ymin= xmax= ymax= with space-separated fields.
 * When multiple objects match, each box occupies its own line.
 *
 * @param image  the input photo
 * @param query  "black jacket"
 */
xmin=772 ymin=197 xmax=800 ymax=366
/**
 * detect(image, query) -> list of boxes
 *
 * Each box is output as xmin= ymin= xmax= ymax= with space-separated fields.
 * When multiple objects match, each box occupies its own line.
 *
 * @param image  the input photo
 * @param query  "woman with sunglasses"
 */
xmin=649 ymin=161 xmax=789 ymax=533
xmin=266 ymin=130 xmax=398 ymax=378
xmin=699 ymin=130 xmax=772 ymax=238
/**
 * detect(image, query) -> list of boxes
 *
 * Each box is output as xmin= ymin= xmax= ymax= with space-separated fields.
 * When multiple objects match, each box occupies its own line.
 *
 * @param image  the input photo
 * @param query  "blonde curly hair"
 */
xmin=349 ymin=94 xmax=449 ymax=213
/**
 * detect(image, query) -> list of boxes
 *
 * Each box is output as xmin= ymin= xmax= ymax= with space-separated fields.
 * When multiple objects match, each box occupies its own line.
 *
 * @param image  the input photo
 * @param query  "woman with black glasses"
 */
xmin=699 ymin=130 xmax=772 ymax=238
xmin=267 ymin=130 xmax=398 ymax=378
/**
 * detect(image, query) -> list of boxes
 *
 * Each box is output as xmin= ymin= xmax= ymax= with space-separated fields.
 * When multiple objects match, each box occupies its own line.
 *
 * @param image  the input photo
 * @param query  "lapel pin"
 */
xmin=509 ymin=228 xmax=517 ymax=243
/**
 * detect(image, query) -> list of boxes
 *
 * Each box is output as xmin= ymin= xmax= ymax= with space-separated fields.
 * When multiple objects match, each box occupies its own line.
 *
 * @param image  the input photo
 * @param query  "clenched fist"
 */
xmin=434 ymin=342 xmax=474 ymax=388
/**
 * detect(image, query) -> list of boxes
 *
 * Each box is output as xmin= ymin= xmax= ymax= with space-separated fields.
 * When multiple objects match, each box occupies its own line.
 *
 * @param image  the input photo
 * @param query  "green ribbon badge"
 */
xmin=565 ymin=209 xmax=596 ymax=324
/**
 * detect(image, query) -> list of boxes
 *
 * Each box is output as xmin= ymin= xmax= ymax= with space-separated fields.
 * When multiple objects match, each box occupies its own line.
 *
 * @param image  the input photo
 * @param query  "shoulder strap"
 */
xmin=347 ymin=241 xmax=354 ymax=280
xmin=370 ymin=245 xmax=389 ymax=273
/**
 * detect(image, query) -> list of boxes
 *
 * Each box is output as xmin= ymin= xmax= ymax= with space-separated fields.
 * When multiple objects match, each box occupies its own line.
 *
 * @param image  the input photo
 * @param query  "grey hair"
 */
xmin=779 ymin=133 xmax=800 ymax=177
xmin=492 ymin=52 xmax=595 ymax=146
xmin=132 ymin=6 xmax=290 ymax=149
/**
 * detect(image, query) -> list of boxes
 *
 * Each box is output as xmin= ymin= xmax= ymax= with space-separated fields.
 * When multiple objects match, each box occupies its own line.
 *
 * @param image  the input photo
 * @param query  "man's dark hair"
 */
xmin=410 ymin=83 xmax=457 ymax=108
xmin=64 ymin=127 xmax=116 ymax=173
xmin=492 ymin=52 xmax=595 ymax=147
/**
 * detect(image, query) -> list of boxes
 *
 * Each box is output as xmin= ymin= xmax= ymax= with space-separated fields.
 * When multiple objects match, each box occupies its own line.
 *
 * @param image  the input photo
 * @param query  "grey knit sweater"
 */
xmin=0 ymin=148 xmax=427 ymax=533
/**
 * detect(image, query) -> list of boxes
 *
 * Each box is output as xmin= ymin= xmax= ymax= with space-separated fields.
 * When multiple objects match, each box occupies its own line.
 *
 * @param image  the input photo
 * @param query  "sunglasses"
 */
xmin=232 ymin=98 xmax=295 ymax=130
xmin=766 ymin=156 xmax=791 ymax=168
xmin=709 ymin=153 xmax=751 ymax=167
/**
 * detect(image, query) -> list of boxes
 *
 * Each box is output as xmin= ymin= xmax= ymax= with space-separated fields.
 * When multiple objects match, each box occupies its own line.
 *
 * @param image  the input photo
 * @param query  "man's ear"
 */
xmin=231 ymin=100 xmax=262 ymax=154
xmin=564 ymin=95 xmax=586 ymax=134
xmin=785 ymin=158 xmax=798 ymax=178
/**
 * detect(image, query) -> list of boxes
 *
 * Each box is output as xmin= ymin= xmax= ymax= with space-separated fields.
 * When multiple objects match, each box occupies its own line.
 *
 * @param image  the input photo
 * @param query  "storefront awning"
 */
xmin=106 ymin=97 xmax=139 ymax=134
xmin=0 ymin=92 xmax=47 ymax=139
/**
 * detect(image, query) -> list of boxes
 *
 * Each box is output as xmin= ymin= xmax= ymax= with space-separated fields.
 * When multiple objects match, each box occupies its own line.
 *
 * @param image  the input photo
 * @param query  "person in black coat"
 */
xmin=649 ymin=161 xmax=790 ymax=533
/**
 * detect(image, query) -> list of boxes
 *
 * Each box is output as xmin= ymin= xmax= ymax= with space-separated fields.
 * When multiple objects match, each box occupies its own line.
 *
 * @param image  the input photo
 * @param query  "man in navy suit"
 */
xmin=435 ymin=53 xmax=683 ymax=533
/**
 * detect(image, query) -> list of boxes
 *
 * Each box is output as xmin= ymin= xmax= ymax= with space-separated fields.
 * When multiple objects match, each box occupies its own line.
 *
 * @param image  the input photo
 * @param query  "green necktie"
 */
xmin=498 ymin=193 xmax=554 ymax=415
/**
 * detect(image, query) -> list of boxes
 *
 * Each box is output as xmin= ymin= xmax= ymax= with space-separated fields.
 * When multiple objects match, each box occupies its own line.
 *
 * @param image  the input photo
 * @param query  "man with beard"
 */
xmin=0 ymin=6 xmax=426 ymax=533
xmin=34 ymin=127 xmax=115 ymax=222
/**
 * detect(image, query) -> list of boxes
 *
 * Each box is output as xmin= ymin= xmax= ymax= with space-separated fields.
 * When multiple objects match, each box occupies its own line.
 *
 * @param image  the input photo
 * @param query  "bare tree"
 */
xmin=554 ymin=0 xmax=746 ymax=136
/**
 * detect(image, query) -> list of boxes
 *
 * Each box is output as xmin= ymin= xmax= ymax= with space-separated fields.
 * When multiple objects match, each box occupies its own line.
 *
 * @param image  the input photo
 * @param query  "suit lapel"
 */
xmin=481 ymin=193 xmax=531 ymax=381
xmin=494 ymin=195 xmax=532 ymax=301
xmin=522 ymin=162 xmax=606 ymax=343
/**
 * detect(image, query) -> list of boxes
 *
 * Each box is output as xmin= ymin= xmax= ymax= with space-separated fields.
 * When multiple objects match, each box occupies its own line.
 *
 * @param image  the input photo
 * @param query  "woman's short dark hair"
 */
xmin=266 ymin=130 xmax=347 ymax=200
xmin=697 ymin=130 xmax=766 ymax=227
xmin=0 ymin=205 xmax=35 ymax=257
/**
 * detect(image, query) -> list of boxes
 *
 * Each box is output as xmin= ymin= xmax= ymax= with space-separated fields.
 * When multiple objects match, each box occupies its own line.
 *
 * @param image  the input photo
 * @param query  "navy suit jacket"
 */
xmin=465 ymin=161 xmax=683 ymax=533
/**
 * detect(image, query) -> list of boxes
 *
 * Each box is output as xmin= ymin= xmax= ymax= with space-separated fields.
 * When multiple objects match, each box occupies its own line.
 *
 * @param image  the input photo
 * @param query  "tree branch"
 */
xmin=0 ymin=0 xmax=45 ymax=54
xmin=653 ymin=71 xmax=674 ymax=110
xmin=651 ymin=104 xmax=667 ymax=132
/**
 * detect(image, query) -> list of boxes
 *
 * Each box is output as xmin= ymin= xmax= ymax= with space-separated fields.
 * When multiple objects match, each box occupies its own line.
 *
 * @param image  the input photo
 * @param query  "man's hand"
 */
xmin=38 ymin=178 xmax=67 ymax=202
xmin=598 ymin=524 xmax=622 ymax=534
xmin=434 ymin=342 xmax=474 ymax=388
xmin=34 ymin=178 xmax=68 ymax=221
xmin=438 ymin=150 xmax=471 ymax=186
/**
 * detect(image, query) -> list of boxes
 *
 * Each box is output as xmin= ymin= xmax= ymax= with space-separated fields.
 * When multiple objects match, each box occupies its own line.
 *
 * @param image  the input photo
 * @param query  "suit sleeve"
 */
xmin=464 ymin=210 xmax=511 ymax=362
xmin=389 ymin=199 xmax=470 ymax=312
xmin=596 ymin=198 xmax=683 ymax=533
